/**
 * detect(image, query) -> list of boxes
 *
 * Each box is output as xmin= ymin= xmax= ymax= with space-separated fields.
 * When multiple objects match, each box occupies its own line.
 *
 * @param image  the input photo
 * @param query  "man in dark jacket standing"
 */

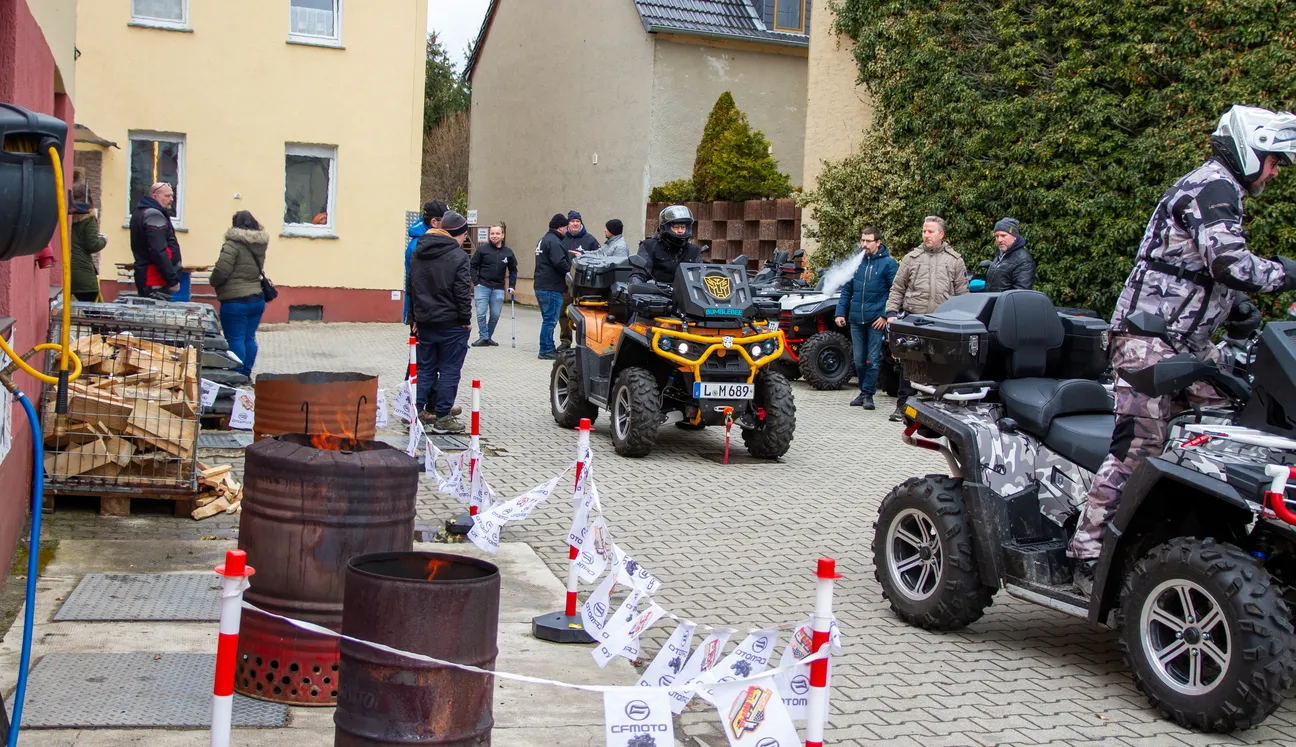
xmin=534 ymin=213 xmax=570 ymax=360
xmin=559 ymin=211 xmax=600 ymax=348
xmin=835 ymin=228 xmax=898 ymax=410
xmin=984 ymin=217 xmax=1036 ymax=292
xmin=129 ymin=182 xmax=182 ymax=299
xmin=470 ymin=224 xmax=517 ymax=347
xmin=408 ymin=210 xmax=473 ymax=434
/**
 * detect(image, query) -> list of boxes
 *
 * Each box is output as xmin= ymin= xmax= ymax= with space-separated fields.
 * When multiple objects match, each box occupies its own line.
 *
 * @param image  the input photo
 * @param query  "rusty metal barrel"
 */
xmin=236 ymin=434 xmax=419 ymax=705
xmin=335 ymin=552 xmax=500 ymax=746
xmin=253 ymin=371 xmax=378 ymax=442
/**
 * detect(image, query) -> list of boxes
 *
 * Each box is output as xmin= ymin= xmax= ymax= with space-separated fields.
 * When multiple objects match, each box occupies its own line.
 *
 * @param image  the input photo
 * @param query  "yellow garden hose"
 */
xmin=0 ymin=145 xmax=82 ymax=389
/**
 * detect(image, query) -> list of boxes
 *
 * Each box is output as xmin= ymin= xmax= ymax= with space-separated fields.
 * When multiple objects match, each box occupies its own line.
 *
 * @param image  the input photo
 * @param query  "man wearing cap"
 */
xmin=405 ymin=200 xmax=448 ymax=325
xmin=984 ymin=217 xmax=1036 ymax=292
xmin=534 ymin=213 xmax=571 ymax=360
xmin=408 ymin=210 xmax=473 ymax=434
xmin=560 ymin=211 xmax=601 ymax=348
xmin=586 ymin=219 xmax=629 ymax=259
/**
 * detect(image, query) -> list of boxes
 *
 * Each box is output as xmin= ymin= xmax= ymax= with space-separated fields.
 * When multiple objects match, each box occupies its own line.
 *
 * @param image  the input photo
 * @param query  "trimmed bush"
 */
xmin=649 ymin=179 xmax=697 ymax=204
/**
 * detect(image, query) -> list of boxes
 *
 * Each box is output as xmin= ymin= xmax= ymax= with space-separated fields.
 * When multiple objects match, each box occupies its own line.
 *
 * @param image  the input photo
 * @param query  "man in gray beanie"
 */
xmin=984 ymin=217 xmax=1036 ymax=292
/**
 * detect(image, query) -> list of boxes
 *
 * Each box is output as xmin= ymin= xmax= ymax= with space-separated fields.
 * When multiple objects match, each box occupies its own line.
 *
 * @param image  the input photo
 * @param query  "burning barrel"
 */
xmin=254 ymin=371 xmax=378 ymax=442
xmin=335 ymin=552 xmax=500 ymax=746
xmin=236 ymin=434 xmax=419 ymax=705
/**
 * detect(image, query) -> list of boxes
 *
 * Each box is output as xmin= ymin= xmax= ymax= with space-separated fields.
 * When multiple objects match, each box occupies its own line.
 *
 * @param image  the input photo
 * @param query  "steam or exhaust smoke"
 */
xmin=819 ymin=250 xmax=865 ymax=296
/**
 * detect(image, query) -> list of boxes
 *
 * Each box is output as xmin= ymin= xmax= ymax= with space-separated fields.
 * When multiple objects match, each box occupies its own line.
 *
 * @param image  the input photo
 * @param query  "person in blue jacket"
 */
xmin=834 ymin=227 xmax=898 ymax=410
xmin=404 ymin=200 xmax=448 ymax=325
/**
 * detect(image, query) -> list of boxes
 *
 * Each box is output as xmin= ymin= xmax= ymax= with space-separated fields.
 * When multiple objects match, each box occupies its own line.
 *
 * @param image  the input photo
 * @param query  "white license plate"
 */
xmin=693 ymin=382 xmax=755 ymax=400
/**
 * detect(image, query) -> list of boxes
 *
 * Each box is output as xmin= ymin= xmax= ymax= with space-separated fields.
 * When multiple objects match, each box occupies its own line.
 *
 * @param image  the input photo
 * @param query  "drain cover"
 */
xmin=56 ymin=573 xmax=222 ymax=622
xmin=5 ymin=653 xmax=287 ymax=728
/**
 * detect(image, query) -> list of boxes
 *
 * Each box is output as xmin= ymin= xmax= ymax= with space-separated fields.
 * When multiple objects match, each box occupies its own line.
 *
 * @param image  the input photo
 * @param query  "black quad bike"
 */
xmin=551 ymin=253 xmax=795 ymax=459
xmin=876 ymin=289 xmax=1296 ymax=732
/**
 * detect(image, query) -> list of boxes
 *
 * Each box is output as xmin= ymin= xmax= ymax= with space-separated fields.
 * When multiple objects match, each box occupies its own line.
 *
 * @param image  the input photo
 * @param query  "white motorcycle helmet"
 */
xmin=1211 ymin=104 xmax=1296 ymax=194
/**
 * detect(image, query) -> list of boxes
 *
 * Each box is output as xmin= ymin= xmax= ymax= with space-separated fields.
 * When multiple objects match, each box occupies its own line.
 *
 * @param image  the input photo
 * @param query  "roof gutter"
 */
xmin=644 ymin=24 xmax=808 ymax=50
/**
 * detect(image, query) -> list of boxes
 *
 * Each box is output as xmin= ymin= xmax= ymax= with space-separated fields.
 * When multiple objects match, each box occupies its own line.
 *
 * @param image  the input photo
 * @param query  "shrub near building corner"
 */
xmin=804 ymin=0 xmax=1296 ymax=318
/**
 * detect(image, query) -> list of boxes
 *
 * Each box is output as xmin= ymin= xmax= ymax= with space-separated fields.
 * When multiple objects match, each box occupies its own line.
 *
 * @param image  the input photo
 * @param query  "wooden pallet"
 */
xmin=45 ymin=490 xmax=199 ymax=517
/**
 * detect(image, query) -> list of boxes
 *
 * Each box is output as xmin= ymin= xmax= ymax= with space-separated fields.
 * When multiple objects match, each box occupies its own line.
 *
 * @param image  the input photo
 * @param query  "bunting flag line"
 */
xmin=636 ymin=621 xmax=696 ymax=689
xmin=199 ymin=378 xmax=222 ymax=409
xmin=392 ymin=379 xmax=416 ymax=423
xmin=593 ymin=596 xmax=668 ymax=669
xmin=698 ymin=673 xmax=802 ymax=747
xmin=705 ymin=629 xmax=779 ymax=685
xmin=581 ymin=569 xmax=617 ymax=638
xmin=668 ymin=630 xmax=733 ymax=714
xmin=466 ymin=468 xmax=571 ymax=554
xmin=406 ymin=416 xmax=425 ymax=457
xmin=574 ymin=517 xmax=612 ymax=583
xmin=374 ymin=388 xmax=389 ymax=428
xmin=603 ymin=689 xmax=675 ymax=747
xmin=228 ymin=389 xmax=256 ymax=430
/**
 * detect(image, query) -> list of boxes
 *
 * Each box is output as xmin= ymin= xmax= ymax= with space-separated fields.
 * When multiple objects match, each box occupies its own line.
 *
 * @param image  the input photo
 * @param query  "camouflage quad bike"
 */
xmin=877 ymin=289 xmax=1296 ymax=732
xmin=551 ymin=254 xmax=795 ymax=459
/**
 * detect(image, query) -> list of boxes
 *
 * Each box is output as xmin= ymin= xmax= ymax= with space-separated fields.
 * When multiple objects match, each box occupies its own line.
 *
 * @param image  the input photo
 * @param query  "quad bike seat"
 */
xmin=991 ymin=290 xmax=1115 ymax=472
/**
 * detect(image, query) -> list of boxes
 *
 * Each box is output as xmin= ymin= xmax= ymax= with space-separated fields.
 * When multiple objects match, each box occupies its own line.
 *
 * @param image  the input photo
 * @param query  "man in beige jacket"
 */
xmin=884 ymin=215 xmax=969 ymax=420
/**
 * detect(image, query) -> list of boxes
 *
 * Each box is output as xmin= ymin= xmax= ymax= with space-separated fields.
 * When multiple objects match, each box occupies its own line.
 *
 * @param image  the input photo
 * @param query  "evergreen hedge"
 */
xmin=802 ymin=0 xmax=1296 ymax=316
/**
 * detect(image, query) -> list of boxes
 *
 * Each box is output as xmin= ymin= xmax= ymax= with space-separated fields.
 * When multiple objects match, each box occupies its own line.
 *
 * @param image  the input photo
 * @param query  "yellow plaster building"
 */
xmin=74 ymin=0 xmax=426 ymax=322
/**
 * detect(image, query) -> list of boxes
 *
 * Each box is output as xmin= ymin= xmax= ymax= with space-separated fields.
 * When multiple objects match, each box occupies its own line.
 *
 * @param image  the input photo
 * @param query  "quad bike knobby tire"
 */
xmin=772 ymin=361 xmax=801 ymax=381
xmin=741 ymin=369 xmax=795 ymax=459
xmin=610 ymin=367 xmax=661 ymax=457
xmin=873 ymin=475 xmax=996 ymax=630
xmin=798 ymin=331 xmax=852 ymax=390
xmin=551 ymin=350 xmax=598 ymax=428
xmin=1117 ymin=537 xmax=1296 ymax=732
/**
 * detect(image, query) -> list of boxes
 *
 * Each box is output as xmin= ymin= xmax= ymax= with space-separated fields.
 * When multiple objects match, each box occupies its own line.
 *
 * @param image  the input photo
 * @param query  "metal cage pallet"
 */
xmin=42 ymin=307 xmax=204 ymax=513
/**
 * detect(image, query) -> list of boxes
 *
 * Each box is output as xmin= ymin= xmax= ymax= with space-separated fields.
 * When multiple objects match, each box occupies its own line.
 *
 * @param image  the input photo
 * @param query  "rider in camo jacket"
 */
xmin=1068 ymin=105 xmax=1296 ymax=596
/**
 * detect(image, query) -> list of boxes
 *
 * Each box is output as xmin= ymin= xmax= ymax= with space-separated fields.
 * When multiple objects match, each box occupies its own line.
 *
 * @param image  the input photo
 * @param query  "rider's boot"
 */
xmin=1073 ymin=559 xmax=1097 ymax=599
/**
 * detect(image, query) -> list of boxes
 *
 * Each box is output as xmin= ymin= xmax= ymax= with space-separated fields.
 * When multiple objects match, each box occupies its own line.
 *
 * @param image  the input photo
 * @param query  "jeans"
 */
xmin=536 ymin=289 xmax=563 ymax=354
xmin=219 ymin=296 xmax=266 ymax=376
xmin=474 ymin=285 xmax=506 ymax=341
xmin=850 ymin=322 xmax=886 ymax=396
xmin=416 ymin=325 xmax=470 ymax=417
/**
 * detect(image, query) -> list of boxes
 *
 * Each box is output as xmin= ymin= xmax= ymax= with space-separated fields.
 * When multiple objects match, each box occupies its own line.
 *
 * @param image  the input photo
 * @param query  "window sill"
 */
xmin=128 ymin=20 xmax=193 ymax=33
xmin=280 ymin=229 xmax=338 ymax=240
xmin=287 ymin=37 xmax=344 ymax=50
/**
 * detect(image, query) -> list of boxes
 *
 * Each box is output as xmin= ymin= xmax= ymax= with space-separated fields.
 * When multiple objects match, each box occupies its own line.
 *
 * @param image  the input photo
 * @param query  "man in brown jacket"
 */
xmin=885 ymin=215 xmax=969 ymax=420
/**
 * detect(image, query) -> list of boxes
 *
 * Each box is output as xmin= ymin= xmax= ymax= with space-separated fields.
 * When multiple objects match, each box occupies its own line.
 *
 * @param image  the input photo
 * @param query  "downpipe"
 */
xmin=902 ymin=421 xmax=962 ymax=478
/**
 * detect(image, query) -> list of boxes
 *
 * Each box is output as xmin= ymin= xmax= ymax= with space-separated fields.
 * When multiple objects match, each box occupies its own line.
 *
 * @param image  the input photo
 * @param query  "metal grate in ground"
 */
xmin=55 ymin=573 xmax=221 ymax=622
xmin=5 ymin=653 xmax=287 ymax=728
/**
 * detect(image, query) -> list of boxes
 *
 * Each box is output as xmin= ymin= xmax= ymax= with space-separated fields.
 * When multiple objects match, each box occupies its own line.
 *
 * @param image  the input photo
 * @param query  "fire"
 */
xmin=424 ymin=557 xmax=452 ymax=580
xmin=309 ymin=433 xmax=353 ymax=451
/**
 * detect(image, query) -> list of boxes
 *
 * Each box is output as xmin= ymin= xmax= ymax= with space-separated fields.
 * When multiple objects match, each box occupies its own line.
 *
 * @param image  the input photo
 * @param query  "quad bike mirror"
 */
xmin=1124 ymin=310 xmax=1171 ymax=342
xmin=731 ymin=254 xmax=747 ymax=267
xmin=629 ymin=254 xmax=648 ymax=270
xmin=792 ymin=249 xmax=805 ymax=259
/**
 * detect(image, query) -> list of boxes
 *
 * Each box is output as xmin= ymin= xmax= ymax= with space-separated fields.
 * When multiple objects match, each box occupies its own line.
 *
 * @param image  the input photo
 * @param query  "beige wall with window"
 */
xmin=28 ymin=0 xmax=77 ymax=96
xmin=648 ymin=39 xmax=808 ymax=192
xmin=467 ymin=0 xmax=656 ymax=292
xmin=800 ymin=3 xmax=873 ymax=254
xmin=75 ymin=0 xmax=425 ymax=290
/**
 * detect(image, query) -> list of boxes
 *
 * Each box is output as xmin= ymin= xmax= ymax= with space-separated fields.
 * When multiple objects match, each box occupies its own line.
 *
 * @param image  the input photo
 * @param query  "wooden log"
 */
xmin=199 ymin=464 xmax=233 ymax=482
xmin=192 ymin=496 xmax=231 ymax=520
xmin=66 ymin=386 xmax=133 ymax=432
xmin=72 ymin=335 xmax=108 ymax=368
xmin=43 ymin=421 xmax=100 ymax=449
xmin=103 ymin=436 xmax=135 ymax=466
xmin=44 ymin=438 xmax=112 ymax=477
xmin=123 ymin=348 xmax=183 ymax=384
xmin=122 ymin=400 xmax=196 ymax=458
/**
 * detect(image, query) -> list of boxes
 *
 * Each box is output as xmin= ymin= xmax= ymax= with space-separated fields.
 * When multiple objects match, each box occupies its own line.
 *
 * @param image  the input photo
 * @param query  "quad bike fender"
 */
xmin=903 ymin=400 xmax=1007 ymax=584
xmin=1089 ymin=456 xmax=1255 ymax=625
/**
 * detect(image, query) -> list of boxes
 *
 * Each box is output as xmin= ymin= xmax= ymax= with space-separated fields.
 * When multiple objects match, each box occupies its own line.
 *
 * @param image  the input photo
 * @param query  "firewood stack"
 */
xmin=192 ymin=463 xmax=243 ymax=519
xmin=43 ymin=332 xmax=200 ymax=487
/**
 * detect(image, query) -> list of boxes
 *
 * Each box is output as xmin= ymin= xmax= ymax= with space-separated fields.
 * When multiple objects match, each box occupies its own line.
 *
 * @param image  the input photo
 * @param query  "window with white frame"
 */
xmin=773 ymin=1 xmax=804 ymax=33
xmin=289 ymin=0 xmax=342 ymax=44
xmin=128 ymin=133 xmax=185 ymax=226
xmin=131 ymin=0 xmax=188 ymax=29
xmin=283 ymin=144 xmax=337 ymax=236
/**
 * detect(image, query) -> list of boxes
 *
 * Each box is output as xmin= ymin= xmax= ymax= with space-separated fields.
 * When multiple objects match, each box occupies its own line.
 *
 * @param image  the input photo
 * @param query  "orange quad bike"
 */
xmin=551 ymin=253 xmax=795 ymax=459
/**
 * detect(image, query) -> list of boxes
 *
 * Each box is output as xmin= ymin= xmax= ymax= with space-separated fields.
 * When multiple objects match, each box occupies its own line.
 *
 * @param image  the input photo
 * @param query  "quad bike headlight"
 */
xmin=677 ymin=342 xmax=691 ymax=356
xmin=750 ymin=344 xmax=764 ymax=358
xmin=763 ymin=340 xmax=778 ymax=355
xmin=659 ymin=336 xmax=674 ymax=352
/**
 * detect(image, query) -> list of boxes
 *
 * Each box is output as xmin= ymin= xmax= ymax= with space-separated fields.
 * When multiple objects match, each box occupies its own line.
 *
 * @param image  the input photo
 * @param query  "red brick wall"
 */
xmin=0 ymin=0 xmax=71 ymax=586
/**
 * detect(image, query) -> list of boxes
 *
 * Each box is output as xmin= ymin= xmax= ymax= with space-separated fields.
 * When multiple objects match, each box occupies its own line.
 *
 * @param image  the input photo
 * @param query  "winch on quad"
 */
xmin=875 ymin=288 xmax=1296 ymax=733
xmin=551 ymin=253 xmax=795 ymax=459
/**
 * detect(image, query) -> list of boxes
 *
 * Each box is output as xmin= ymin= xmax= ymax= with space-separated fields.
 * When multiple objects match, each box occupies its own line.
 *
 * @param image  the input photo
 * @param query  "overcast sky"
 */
xmin=427 ymin=0 xmax=492 ymax=72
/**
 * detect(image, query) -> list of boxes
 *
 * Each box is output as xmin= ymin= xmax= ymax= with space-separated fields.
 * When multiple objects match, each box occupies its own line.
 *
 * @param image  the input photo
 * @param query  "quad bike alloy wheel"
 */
xmin=798 ymin=331 xmax=853 ymax=390
xmin=1119 ymin=538 xmax=1296 ymax=731
xmin=551 ymin=350 xmax=598 ymax=428
xmin=873 ymin=475 xmax=996 ymax=630
xmin=610 ymin=367 xmax=661 ymax=457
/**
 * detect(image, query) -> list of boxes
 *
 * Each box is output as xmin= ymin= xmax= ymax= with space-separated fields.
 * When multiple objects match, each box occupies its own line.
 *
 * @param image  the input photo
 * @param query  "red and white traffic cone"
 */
xmin=532 ymin=417 xmax=595 ymax=643
xmin=804 ymin=557 xmax=841 ymax=747
xmin=405 ymin=333 xmax=418 ymax=424
xmin=446 ymin=380 xmax=482 ymax=535
xmin=210 ymin=550 xmax=255 ymax=747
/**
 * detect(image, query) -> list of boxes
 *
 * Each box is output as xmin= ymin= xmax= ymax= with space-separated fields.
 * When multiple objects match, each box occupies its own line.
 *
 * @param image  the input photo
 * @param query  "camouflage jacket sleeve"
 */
xmin=1191 ymin=180 xmax=1285 ymax=293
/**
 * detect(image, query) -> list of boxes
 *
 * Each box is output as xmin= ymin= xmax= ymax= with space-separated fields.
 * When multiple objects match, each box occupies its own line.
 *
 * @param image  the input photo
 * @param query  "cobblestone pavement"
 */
xmin=50 ymin=309 xmax=1296 ymax=746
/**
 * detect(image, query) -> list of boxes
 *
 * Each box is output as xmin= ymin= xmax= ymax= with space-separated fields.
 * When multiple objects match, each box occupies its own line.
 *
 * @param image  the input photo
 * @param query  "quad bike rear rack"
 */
xmin=902 ymin=420 xmax=962 ymax=477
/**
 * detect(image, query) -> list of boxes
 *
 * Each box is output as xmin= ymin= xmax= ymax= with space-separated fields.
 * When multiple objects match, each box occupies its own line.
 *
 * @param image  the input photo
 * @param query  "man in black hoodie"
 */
xmin=128 ymin=182 xmax=183 ymax=299
xmin=408 ymin=210 xmax=473 ymax=433
xmin=533 ymin=213 xmax=570 ymax=360
xmin=559 ymin=210 xmax=600 ymax=348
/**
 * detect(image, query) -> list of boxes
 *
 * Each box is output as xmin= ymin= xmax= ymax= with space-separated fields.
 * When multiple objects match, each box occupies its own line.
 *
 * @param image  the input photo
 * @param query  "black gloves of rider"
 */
xmin=1279 ymin=256 xmax=1296 ymax=292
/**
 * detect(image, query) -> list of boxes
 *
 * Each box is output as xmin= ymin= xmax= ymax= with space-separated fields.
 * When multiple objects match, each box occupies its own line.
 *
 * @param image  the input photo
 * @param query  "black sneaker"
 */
xmin=863 ymin=396 xmax=875 ymax=410
xmin=471 ymin=339 xmax=489 ymax=347
xmin=849 ymin=393 xmax=865 ymax=407
xmin=538 ymin=351 xmax=558 ymax=360
xmin=1073 ymin=560 xmax=1096 ymax=599
xmin=558 ymin=342 xmax=572 ymax=351
xmin=889 ymin=404 xmax=905 ymax=422
xmin=485 ymin=339 xmax=500 ymax=347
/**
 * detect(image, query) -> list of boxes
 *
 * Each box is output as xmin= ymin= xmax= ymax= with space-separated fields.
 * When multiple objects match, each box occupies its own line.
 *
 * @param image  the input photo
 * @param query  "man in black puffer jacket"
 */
xmin=408 ymin=210 xmax=473 ymax=434
xmin=984 ymin=217 xmax=1036 ymax=292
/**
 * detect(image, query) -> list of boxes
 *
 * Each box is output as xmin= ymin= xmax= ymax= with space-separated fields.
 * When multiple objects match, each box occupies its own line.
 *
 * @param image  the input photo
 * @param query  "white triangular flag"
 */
xmin=637 ymin=621 xmax=696 ymax=689
xmin=573 ymin=517 xmax=612 ymax=583
xmin=699 ymin=674 xmax=801 ymax=747
xmin=668 ymin=630 xmax=732 ymax=714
